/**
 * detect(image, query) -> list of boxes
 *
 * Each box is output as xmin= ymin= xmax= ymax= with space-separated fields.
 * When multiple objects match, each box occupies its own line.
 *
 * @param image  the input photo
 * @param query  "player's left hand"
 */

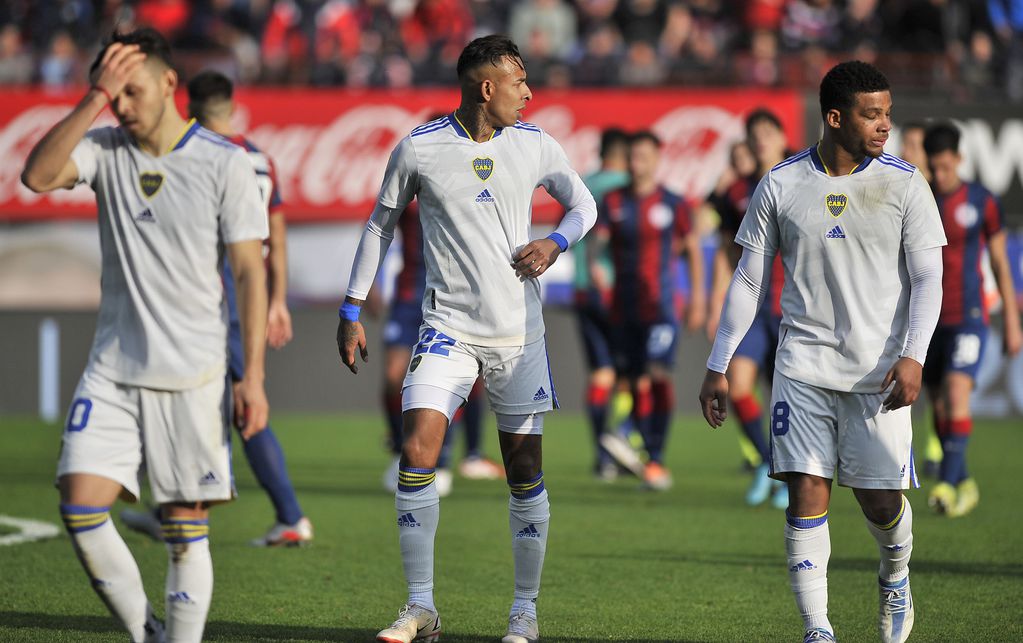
xmin=1003 ymin=321 xmax=1022 ymax=356
xmin=512 ymin=238 xmax=561 ymax=280
xmin=234 ymin=378 xmax=269 ymax=440
xmin=880 ymin=356 xmax=923 ymax=411
xmin=267 ymin=300 xmax=293 ymax=349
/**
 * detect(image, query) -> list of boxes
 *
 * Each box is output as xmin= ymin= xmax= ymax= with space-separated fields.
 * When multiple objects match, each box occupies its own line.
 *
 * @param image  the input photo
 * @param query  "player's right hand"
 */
xmin=234 ymin=378 xmax=269 ymax=440
xmin=699 ymin=369 xmax=729 ymax=428
xmin=337 ymin=319 xmax=369 ymax=374
xmin=91 ymin=43 xmax=146 ymax=101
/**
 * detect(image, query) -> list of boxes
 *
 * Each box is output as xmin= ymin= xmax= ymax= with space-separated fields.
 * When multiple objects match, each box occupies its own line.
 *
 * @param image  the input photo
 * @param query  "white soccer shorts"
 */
xmin=56 ymin=365 xmax=234 ymax=504
xmin=402 ymin=325 xmax=558 ymax=416
xmin=768 ymin=370 xmax=919 ymax=490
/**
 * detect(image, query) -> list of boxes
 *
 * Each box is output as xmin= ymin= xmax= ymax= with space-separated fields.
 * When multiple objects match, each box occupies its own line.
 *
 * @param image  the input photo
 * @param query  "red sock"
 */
xmin=732 ymin=395 xmax=761 ymax=424
xmin=587 ymin=384 xmax=611 ymax=406
xmin=949 ymin=418 xmax=972 ymax=437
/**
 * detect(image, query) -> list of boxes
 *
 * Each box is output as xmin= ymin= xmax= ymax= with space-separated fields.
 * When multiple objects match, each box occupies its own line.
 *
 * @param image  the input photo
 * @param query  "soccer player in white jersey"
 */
xmin=699 ymin=61 xmax=946 ymax=643
xmin=21 ymin=28 xmax=269 ymax=643
xmin=337 ymin=35 xmax=596 ymax=643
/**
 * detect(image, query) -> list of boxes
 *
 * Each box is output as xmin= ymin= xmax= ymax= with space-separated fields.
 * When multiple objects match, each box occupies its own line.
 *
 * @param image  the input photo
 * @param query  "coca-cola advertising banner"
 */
xmin=0 ymin=88 xmax=803 ymax=222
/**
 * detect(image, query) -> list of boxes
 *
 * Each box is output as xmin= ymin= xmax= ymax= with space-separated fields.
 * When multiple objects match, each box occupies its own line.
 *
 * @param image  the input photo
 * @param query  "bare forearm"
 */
xmin=267 ymin=213 xmax=288 ymax=305
xmin=236 ymin=262 xmax=269 ymax=381
xmin=22 ymin=90 xmax=106 ymax=192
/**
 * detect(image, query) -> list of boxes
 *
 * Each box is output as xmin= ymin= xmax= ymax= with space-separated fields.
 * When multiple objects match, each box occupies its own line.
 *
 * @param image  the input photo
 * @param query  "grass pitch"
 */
xmin=0 ymin=412 xmax=1020 ymax=642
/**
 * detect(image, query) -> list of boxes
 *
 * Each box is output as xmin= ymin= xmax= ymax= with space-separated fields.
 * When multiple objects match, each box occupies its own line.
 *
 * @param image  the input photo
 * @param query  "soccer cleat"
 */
xmin=770 ymin=481 xmax=790 ymax=510
xmin=878 ymin=576 xmax=914 ymax=643
xmin=803 ymin=628 xmax=837 ymax=642
xmin=745 ymin=463 xmax=773 ymax=506
xmin=951 ymin=478 xmax=980 ymax=517
xmin=641 ymin=462 xmax=673 ymax=491
xmin=119 ymin=506 xmax=163 ymax=542
xmin=502 ymin=610 xmax=539 ymax=643
xmin=383 ymin=455 xmax=401 ymax=493
xmin=376 ymin=603 xmax=442 ymax=643
xmin=435 ymin=468 xmax=453 ymax=497
xmin=458 ymin=455 xmax=504 ymax=480
xmin=594 ymin=460 xmax=619 ymax=482
xmin=250 ymin=516 xmax=313 ymax=547
xmin=599 ymin=432 xmax=645 ymax=477
xmin=143 ymin=606 xmax=165 ymax=643
xmin=928 ymin=482 xmax=956 ymax=515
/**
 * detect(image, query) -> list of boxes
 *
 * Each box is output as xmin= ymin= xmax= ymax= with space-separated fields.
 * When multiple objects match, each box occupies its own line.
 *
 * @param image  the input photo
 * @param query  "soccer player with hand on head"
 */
xmin=337 ymin=35 xmax=596 ymax=643
xmin=22 ymin=28 xmax=269 ymax=642
xmin=700 ymin=61 xmax=946 ymax=643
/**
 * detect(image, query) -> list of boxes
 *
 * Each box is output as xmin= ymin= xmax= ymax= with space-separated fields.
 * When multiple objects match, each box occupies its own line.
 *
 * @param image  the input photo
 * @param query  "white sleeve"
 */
xmin=345 ymin=202 xmax=404 ymax=300
xmin=538 ymin=132 xmax=596 ymax=247
xmin=69 ymin=128 xmax=105 ymax=188
xmin=902 ymin=170 xmax=947 ymax=252
xmin=377 ymin=136 xmax=419 ymax=210
xmin=901 ymin=246 xmax=943 ymax=365
xmin=733 ymin=173 xmax=779 ymax=256
xmin=706 ymin=247 xmax=773 ymax=373
xmin=220 ymin=148 xmax=270 ymax=244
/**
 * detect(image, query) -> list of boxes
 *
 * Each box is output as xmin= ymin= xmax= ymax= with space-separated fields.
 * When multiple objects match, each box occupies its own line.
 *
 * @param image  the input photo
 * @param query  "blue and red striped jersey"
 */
xmin=718 ymin=175 xmax=785 ymax=318
xmin=395 ymin=202 xmax=427 ymax=305
xmin=228 ymin=135 xmax=284 ymax=215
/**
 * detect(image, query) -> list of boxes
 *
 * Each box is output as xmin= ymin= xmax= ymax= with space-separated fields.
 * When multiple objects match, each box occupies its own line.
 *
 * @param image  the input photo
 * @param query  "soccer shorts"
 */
xmin=611 ymin=318 xmax=678 ymax=378
xmin=734 ymin=310 xmax=781 ymax=370
xmin=574 ymin=293 xmax=613 ymax=371
xmin=922 ymin=322 xmax=989 ymax=386
xmin=56 ymin=365 xmax=234 ymax=504
xmin=402 ymin=325 xmax=558 ymax=416
xmin=768 ymin=370 xmax=918 ymax=490
xmin=383 ymin=299 xmax=425 ymax=349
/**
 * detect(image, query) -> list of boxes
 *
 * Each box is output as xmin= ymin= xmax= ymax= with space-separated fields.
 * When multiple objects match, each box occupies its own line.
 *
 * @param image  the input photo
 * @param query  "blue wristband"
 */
xmin=339 ymin=301 xmax=361 ymax=322
xmin=546 ymin=232 xmax=569 ymax=253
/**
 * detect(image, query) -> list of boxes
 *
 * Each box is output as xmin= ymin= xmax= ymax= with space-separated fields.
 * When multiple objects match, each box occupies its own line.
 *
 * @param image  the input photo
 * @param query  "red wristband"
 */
xmin=92 ymin=85 xmax=114 ymax=105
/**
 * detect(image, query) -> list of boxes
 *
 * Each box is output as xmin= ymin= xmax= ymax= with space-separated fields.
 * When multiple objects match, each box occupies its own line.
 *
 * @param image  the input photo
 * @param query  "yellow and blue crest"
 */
xmin=139 ymin=172 xmax=164 ymax=199
xmin=473 ymin=157 xmax=494 ymax=181
xmin=826 ymin=193 xmax=848 ymax=218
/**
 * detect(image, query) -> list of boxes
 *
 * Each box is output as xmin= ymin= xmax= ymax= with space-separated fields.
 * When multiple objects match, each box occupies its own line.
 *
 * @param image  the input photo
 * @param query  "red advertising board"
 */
xmin=0 ymin=88 xmax=803 ymax=222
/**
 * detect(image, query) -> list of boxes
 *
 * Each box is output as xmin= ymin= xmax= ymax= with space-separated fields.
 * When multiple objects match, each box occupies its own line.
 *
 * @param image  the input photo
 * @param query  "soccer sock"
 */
xmin=396 ymin=467 xmax=440 ymax=613
xmin=162 ymin=519 xmax=213 ymax=643
xmin=508 ymin=473 xmax=549 ymax=620
xmin=865 ymin=496 xmax=913 ymax=584
xmin=633 ymin=386 xmax=655 ymax=462
xmin=242 ymin=424 xmax=304 ymax=525
xmin=647 ymin=380 xmax=674 ymax=464
xmin=940 ymin=419 xmax=972 ymax=484
xmin=384 ymin=390 xmax=404 ymax=454
xmin=732 ymin=395 xmax=771 ymax=462
xmin=463 ymin=385 xmax=484 ymax=457
xmin=586 ymin=383 xmax=612 ymax=462
xmin=61 ymin=505 xmax=155 ymax=642
xmin=785 ymin=511 xmax=833 ymax=633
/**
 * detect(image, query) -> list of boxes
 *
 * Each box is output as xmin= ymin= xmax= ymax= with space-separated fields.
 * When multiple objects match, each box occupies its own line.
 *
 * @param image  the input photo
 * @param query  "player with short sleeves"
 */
xmin=921 ymin=122 xmax=1021 ymax=517
xmin=700 ymin=62 xmax=946 ymax=643
xmin=336 ymin=36 xmax=596 ymax=643
xmin=22 ymin=28 xmax=268 ymax=642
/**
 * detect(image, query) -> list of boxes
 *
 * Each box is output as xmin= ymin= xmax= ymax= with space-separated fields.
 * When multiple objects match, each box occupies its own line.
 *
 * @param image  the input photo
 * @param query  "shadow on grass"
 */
xmin=1 ymin=611 xmax=703 ymax=642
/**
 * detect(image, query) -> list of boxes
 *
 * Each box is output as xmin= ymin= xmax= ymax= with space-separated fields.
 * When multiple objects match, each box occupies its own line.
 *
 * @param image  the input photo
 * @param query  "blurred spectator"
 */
xmin=574 ymin=0 xmax=618 ymax=36
xmin=619 ymin=40 xmax=666 ymax=85
xmin=509 ymin=0 xmax=578 ymax=62
xmin=780 ymin=0 xmax=842 ymax=51
xmin=989 ymin=0 xmax=1023 ymax=100
xmin=0 ymin=23 xmax=34 ymax=84
xmin=615 ymin=0 xmax=667 ymax=45
xmin=573 ymin=20 xmax=624 ymax=86
xmin=39 ymin=29 xmax=80 ymax=88
xmin=136 ymin=0 xmax=191 ymax=41
xmin=401 ymin=0 xmax=474 ymax=84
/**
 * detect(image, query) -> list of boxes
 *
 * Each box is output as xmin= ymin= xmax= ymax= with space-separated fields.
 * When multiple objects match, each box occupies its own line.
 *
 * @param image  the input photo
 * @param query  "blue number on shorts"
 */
xmin=772 ymin=401 xmax=790 ymax=436
xmin=414 ymin=328 xmax=456 ymax=357
xmin=67 ymin=398 xmax=93 ymax=432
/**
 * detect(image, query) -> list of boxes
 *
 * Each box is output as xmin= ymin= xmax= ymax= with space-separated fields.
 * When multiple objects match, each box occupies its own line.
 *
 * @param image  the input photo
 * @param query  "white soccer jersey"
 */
xmin=70 ymin=121 xmax=268 ymax=390
xmin=374 ymin=114 xmax=596 ymax=346
xmin=735 ymin=146 xmax=947 ymax=393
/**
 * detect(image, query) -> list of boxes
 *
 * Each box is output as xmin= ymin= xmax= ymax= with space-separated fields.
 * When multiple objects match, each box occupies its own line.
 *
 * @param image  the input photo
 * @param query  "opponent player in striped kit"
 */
xmin=590 ymin=130 xmax=706 ymax=491
xmin=337 ymin=36 xmax=596 ymax=643
xmin=22 ymin=28 xmax=269 ymax=642
xmin=922 ymin=122 xmax=1021 ymax=517
xmin=701 ymin=61 xmax=946 ymax=643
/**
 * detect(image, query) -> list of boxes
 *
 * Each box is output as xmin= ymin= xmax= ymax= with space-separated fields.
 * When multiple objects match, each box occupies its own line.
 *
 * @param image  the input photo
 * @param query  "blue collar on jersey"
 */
xmin=810 ymin=143 xmax=872 ymax=176
xmin=449 ymin=113 xmax=503 ymax=141
xmin=170 ymin=119 xmax=201 ymax=152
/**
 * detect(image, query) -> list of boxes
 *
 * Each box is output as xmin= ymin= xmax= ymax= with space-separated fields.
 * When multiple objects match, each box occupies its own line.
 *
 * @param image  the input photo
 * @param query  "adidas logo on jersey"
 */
xmin=515 ymin=524 xmax=541 ymax=539
xmin=475 ymin=189 xmax=496 ymax=203
xmin=825 ymin=225 xmax=846 ymax=239
xmin=199 ymin=470 xmax=218 ymax=486
xmin=397 ymin=512 xmax=421 ymax=528
xmin=789 ymin=559 xmax=817 ymax=572
xmin=533 ymin=387 xmax=548 ymax=401
xmin=135 ymin=208 xmax=156 ymax=223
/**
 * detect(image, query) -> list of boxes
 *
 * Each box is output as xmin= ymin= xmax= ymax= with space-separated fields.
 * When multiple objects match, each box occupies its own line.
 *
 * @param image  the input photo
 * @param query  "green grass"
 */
xmin=0 ymin=413 xmax=1021 ymax=642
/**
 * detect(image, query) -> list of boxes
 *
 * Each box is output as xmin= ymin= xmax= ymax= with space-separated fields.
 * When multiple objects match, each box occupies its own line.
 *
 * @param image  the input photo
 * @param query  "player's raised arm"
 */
xmin=338 ymin=137 xmax=417 ymax=374
xmin=22 ymin=43 xmax=145 ymax=193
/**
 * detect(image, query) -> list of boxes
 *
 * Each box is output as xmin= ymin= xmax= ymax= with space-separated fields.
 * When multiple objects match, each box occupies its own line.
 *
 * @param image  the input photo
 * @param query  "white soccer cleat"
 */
xmin=502 ymin=610 xmax=539 ymax=643
xmin=383 ymin=455 xmax=401 ymax=493
xmin=878 ymin=576 xmax=914 ymax=643
xmin=435 ymin=468 xmax=454 ymax=497
xmin=376 ymin=603 xmax=442 ymax=643
xmin=458 ymin=455 xmax=504 ymax=480
xmin=119 ymin=506 xmax=163 ymax=542
xmin=599 ymin=432 xmax=645 ymax=477
xmin=803 ymin=628 xmax=837 ymax=642
xmin=142 ymin=606 xmax=165 ymax=643
xmin=250 ymin=516 xmax=313 ymax=547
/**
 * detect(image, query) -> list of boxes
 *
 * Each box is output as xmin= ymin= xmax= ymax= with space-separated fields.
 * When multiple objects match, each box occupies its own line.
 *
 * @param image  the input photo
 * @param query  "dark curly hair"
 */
xmin=745 ymin=108 xmax=783 ymax=138
xmin=457 ymin=35 xmax=523 ymax=81
xmin=89 ymin=27 xmax=173 ymax=79
xmin=923 ymin=122 xmax=961 ymax=156
xmin=819 ymin=61 xmax=890 ymax=118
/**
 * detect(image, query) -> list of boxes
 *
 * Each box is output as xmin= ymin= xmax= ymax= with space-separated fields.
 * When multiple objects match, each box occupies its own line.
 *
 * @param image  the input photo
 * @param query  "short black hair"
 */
xmin=456 ymin=35 xmax=523 ymax=81
xmin=188 ymin=70 xmax=233 ymax=106
xmin=923 ymin=122 xmax=961 ymax=156
xmin=900 ymin=121 xmax=926 ymax=134
xmin=89 ymin=27 xmax=173 ymax=78
xmin=599 ymin=128 xmax=629 ymax=159
xmin=630 ymin=130 xmax=661 ymax=148
xmin=745 ymin=108 xmax=783 ymax=138
xmin=819 ymin=60 xmax=890 ymax=118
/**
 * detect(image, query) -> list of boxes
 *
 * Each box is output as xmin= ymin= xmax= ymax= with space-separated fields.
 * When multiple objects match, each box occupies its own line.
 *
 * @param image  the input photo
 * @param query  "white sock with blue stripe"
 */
xmin=866 ymin=496 xmax=913 ymax=584
xmin=785 ymin=510 xmax=833 ymax=634
xmin=396 ymin=467 xmax=440 ymax=613
xmin=508 ymin=473 xmax=549 ymax=620
xmin=162 ymin=518 xmax=212 ymax=643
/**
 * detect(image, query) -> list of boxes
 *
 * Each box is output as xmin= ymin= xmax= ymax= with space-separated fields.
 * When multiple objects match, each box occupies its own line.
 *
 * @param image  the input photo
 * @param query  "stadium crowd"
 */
xmin=1 ymin=0 xmax=1021 ymax=98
